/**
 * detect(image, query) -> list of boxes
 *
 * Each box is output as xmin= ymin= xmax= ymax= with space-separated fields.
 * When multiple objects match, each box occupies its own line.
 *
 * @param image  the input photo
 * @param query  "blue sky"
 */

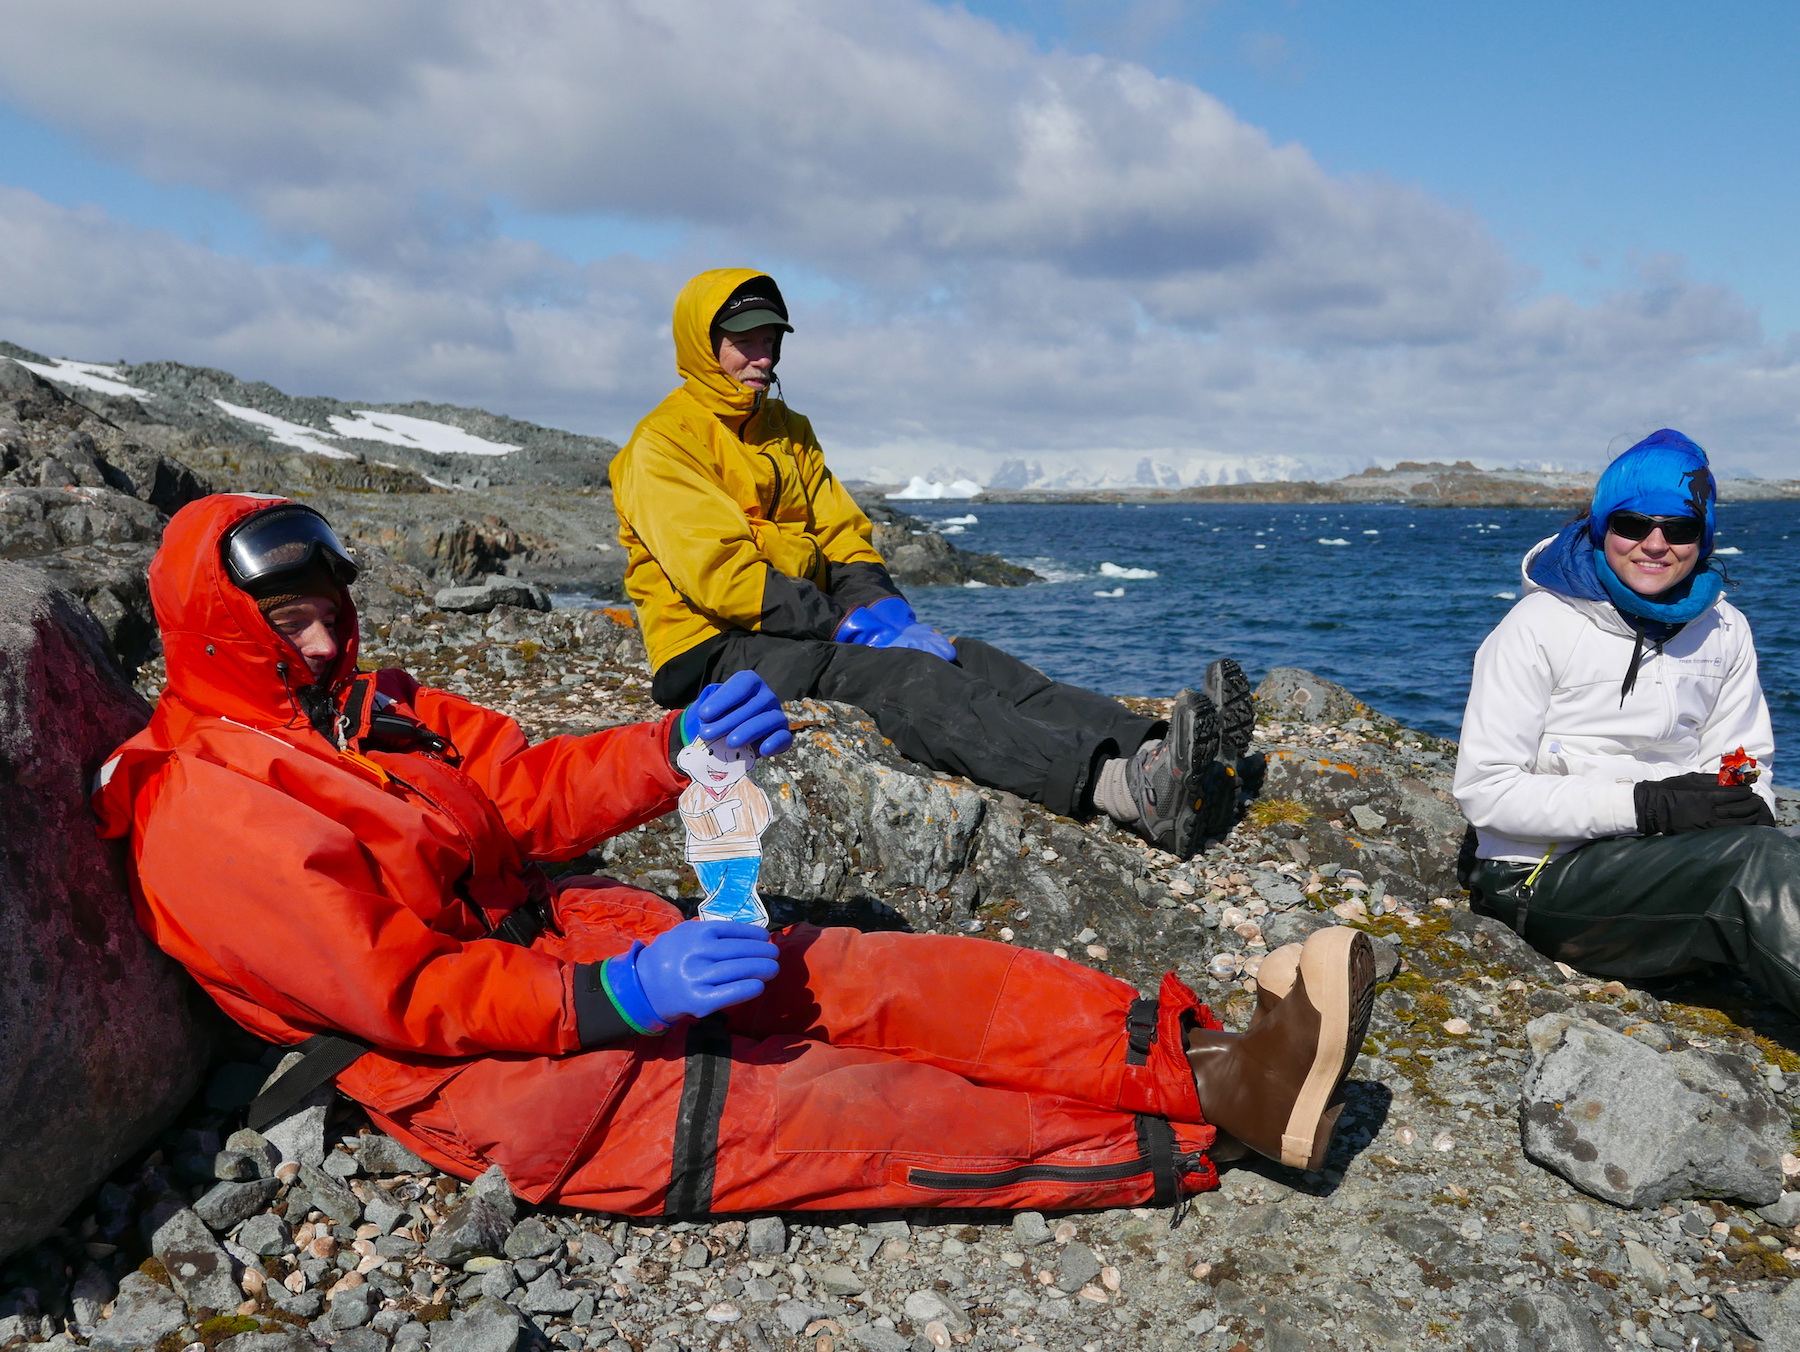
xmin=0 ymin=0 xmax=1794 ymax=483
xmin=961 ymin=0 xmax=1800 ymax=335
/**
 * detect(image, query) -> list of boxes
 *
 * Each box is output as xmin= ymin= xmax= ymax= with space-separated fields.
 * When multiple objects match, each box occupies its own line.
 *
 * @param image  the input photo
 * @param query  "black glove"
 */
xmin=1633 ymin=773 xmax=1776 ymax=835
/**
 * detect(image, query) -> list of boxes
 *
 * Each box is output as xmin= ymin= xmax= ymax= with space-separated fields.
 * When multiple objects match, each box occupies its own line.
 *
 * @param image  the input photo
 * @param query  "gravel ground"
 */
xmin=8 ymin=621 xmax=1797 ymax=1352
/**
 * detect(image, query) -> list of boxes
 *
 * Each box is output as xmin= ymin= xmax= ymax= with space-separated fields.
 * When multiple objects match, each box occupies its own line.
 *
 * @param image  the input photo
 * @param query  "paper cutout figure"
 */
xmin=676 ymin=737 xmax=773 ymax=926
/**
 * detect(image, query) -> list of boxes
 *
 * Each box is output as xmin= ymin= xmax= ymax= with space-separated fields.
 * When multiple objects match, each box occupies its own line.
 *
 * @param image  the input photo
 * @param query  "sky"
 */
xmin=0 ymin=0 xmax=1795 ymax=484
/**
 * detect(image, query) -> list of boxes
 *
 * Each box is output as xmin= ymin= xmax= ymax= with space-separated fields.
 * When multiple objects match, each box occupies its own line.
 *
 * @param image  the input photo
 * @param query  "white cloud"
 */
xmin=0 ymin=0 xmax=1795 ymax=477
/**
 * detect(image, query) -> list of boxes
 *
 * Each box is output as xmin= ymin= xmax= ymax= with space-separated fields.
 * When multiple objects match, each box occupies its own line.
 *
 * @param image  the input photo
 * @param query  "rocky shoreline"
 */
xmin=5 ymin=349 xmax=1800 ymax=1352
xmin=2 ymin=583 xmax=1793 ymax=1352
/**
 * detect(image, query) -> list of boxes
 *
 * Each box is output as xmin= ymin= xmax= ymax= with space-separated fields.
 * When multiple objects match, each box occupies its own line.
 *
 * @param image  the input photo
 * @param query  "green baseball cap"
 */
xmin=714 ymin=276 xmax=793 ymax=334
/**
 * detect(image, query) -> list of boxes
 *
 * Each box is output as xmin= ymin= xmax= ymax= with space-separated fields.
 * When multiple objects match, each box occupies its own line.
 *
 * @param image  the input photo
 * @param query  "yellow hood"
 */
xmin=674 ymin=267 xmax=774 ymax=422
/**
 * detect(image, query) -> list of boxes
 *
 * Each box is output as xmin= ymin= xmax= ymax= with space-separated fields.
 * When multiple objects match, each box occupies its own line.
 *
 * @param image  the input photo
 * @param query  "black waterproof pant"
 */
xmin=1467 ymin=827 xmax=1800 ymax=1016
xmin=659 ymin=634 xmax=1157 ymax=819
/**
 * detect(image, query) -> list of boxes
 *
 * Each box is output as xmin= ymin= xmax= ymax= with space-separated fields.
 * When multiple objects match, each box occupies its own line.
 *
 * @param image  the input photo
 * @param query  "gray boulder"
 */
xmin=86 ymin=1271 xmax=185 ymax=1351
xmin=1520 ymin=1013 xmax=1787 ymax=1207
xmin=1463 ymin=1290 xmax=1608 ymax=1351
xmin=358 ymin=1133 xmax=429 ymax=1175
xmin=434 ymin=577 xmax=551 ymax=614
xmin=152 ymin=1205 xmax=244 ymax=1312
xmin=428 ymin=1294 xmax=521 ymax=1352
xmin=1716 ymin=1283 xmax=1800 ymax=1352
xmin=0 ymin=566 xmax=215 ymax=1259
xmin=195 ymin=1178 xmax=282 ymax=1231
xmin=421 ymin=1195 xmax=515 ymax=1267
xmin=219 ymin=1330 xmax=323 ymax=1352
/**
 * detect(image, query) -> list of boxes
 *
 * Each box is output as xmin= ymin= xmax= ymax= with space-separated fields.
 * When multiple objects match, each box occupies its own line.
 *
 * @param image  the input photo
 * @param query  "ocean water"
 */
xmin=898 ymin=500 xmax=1800 ymax=767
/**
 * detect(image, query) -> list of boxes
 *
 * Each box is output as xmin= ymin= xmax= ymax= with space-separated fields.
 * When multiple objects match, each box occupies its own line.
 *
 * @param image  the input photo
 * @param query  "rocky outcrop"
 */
xmin=0 ymin=566 xmax=215 ymax=1260
xmin=858 ymin=499 xmax=1040 ymax=588
xmin=1 ymin=359 xmax=212 ymax=671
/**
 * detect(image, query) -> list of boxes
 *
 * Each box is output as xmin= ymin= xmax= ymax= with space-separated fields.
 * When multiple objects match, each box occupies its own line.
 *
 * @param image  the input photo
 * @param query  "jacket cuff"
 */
xmin=574 ymin=961 xmax=639 ymax=1046
xmin=826 ymin=560 xmax=903 ymax=613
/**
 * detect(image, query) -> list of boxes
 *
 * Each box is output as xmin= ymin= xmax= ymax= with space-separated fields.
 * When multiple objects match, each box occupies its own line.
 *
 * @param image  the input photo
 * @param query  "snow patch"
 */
xmin=328 ymin=410 xmax=520 ymax=457
xmin=1098 ymin=562 xmax=1157 ymax=579
xmin=887 ymin=476 xmax=983 ymax=500
xmin=13 ymin=358 xmax=152 ymax=400
xmin=213 ymin=400 xmax=356 ymax=459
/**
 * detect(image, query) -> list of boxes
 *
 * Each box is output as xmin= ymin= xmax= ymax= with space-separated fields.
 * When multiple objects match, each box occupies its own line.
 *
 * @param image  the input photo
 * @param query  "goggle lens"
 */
xmin=1606 ymin=511 xmax=1704 ymax=546
xmin=223 ymin=506 xmax=359 ymax=589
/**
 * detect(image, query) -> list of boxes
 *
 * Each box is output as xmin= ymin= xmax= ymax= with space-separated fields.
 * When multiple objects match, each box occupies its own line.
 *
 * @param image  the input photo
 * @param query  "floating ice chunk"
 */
xmin=213 ymin=400 xmax=356 ymax=459
xmin=1363 ymin=530 xmax=1380 ymax=535
xmin=940 ymin=514 xmax=978 ymax=525
xmin=1714 ymin=546 xmax=1743 ymax=555
xmin=1317 ymin=538 xmax=1351 ymax=546
xmin=1098 ymin=562 xmax=1157 ymax=579
xmin=13 ymin=358 xmax=153 ymax=400
xmin=963 ymin=579 xmax=988 ymax=588
xmin=1093 ymin=587 xmax=1126 ymax=598
xmin=1493 ymin=591 xmax=1518 ymax=600
xmin=328 ymin=410 xmax=520 ymax=456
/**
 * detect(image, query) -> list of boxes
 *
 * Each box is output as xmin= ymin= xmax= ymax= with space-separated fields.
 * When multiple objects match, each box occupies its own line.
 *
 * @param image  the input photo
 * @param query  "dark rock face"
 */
xmin=0 ymin=566 xmax=216 ymax=1260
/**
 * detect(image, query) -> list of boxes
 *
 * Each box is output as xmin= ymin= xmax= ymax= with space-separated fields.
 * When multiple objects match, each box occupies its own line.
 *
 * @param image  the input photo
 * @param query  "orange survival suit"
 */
xmin=95 ymin=494 xmax=1219 ymax=1213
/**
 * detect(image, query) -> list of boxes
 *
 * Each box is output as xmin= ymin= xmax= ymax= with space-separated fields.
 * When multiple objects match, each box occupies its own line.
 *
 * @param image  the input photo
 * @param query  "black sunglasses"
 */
xmin=1606 ymin=511 xmax=1704 ymax=546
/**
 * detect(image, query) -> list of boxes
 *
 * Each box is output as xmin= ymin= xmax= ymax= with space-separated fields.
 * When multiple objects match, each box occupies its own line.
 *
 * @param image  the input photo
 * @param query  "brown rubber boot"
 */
xmin=1250 ymin=942 xmax=1303 ymax=1027
xmin=1188 ymin=927 xmax=1375 ymax=1171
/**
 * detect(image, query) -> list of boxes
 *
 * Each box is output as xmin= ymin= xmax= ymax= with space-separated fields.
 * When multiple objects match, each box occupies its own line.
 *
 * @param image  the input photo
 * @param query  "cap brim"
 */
xmin=715 ymin=309 xmax=793 ymax=334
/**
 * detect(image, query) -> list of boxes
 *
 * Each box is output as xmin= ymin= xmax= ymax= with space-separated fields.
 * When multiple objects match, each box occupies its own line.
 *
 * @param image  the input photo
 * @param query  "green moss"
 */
xmin=198 ymin=1314 xmax=262 ymax=1347
xmin=138 ymin=1256 xmax=173 ymax=1287
xmin=1245 ymin=797 xmax=1311 ymax=830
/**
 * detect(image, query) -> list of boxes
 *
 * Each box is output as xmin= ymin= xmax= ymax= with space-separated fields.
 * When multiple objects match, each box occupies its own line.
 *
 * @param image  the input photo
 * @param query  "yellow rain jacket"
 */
xmin=612 ymin=269 xmax=898 ymax=698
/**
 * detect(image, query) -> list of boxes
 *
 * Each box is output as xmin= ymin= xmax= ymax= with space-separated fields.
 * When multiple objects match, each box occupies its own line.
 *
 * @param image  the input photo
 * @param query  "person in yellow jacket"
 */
xmin=612 ymin=268 xmax=1256 ymax=859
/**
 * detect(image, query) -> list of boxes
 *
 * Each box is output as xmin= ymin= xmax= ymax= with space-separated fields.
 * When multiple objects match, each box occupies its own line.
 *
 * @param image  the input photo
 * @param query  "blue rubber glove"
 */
xmin=834 ymin=605 xmax=900 ymax=645
xmin=601 ymin=922 xmax=781 ymax=1031
xmin=679 ymin=670 xmax=793 ymax=757
xmin=861 ymin=596 xmax=957 ymax=662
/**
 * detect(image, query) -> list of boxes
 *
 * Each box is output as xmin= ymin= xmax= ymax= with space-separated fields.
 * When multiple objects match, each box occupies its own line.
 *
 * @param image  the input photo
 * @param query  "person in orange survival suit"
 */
xmin=93 ymin=493 xmax=1376 ymax=1216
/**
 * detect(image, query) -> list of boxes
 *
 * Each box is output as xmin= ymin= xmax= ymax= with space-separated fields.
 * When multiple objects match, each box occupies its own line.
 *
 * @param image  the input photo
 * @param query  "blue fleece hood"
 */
xmin=1529 ymin=429 xmax=1725 ymax=627
xmin=1587 ymin=428 xmax=1718 ymax=556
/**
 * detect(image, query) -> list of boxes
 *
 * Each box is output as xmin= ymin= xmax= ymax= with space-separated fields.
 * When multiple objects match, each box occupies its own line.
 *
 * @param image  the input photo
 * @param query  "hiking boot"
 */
xmin=1187 ymin=927 xmax=1375 ymax=1170
xmin=1122 ymin=689 xmax=1221 ymax=859
xmin=1196 ymin=658 xmax=1255 ymax=840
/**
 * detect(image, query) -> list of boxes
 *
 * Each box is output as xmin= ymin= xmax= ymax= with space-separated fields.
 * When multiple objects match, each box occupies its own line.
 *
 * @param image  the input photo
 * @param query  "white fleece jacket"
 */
xmin=1453 ymin=537 xmax=1776 ymax=863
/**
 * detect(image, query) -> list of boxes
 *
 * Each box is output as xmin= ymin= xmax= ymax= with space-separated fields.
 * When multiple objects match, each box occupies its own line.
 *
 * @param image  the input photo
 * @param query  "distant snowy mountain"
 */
xmin=851 ymin=447 xmax=1371 ymax=492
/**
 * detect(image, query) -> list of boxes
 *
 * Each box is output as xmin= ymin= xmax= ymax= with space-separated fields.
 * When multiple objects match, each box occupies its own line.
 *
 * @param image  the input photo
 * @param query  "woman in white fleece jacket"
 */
xmin=1452 ymin=430 xmax=1797 ymax=1013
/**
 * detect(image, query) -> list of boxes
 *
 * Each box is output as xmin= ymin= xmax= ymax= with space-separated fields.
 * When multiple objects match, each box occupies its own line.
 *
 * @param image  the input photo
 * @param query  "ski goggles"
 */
xmin=222 ymin=504 xmax=359 ymax=591
xmin=1605 ymin=510 xmax=1704 ymax=546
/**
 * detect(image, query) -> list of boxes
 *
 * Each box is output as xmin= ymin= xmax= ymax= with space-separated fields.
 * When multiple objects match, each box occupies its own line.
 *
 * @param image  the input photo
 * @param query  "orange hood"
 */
xmin=673 ymin=267 xmax=779 ymax=423
xmin=150 ymin=493 xmax=360 ymax=730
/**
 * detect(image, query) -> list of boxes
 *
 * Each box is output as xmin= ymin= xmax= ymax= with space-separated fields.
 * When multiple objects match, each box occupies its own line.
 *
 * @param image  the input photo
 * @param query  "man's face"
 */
xmin=715 ymin=325 xmax=782 ymax=392
xmin=266 ymin=596 xmax=341 ymax=677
